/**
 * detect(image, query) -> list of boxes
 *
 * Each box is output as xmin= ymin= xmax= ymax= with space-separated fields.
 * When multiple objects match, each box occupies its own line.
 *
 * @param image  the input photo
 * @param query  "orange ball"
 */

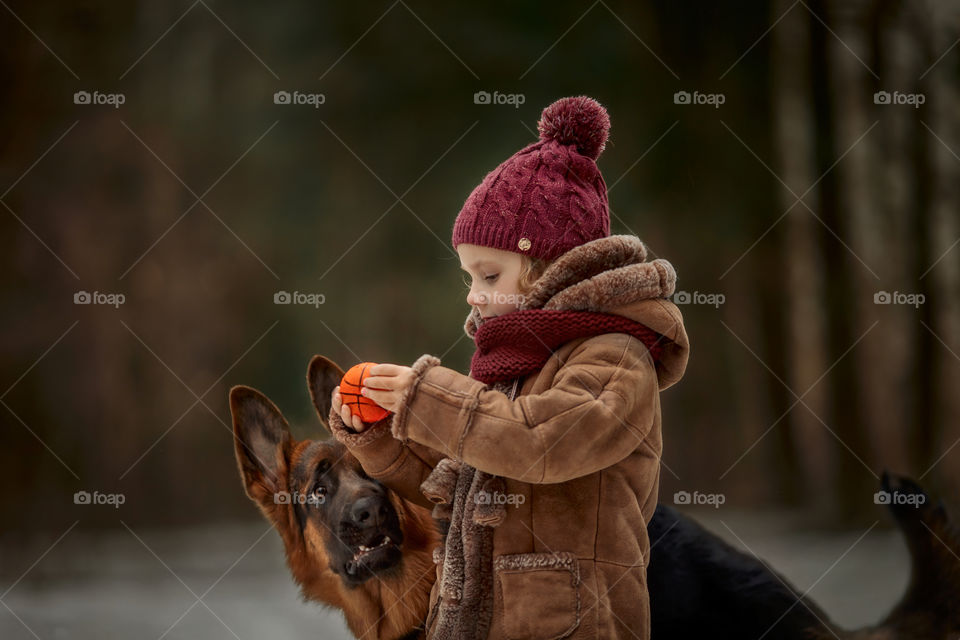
xmin=340 ymin=362 xmax=391 ymax=423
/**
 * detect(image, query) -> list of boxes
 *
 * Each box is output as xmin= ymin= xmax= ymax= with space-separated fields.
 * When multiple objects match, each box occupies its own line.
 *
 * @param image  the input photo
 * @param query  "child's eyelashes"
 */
xmin=461 ymin=274 xmax=500 ymax=286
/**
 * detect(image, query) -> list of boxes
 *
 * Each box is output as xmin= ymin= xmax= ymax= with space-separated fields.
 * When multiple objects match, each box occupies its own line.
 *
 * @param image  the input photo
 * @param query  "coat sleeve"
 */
xmin=328 ymin=401 xmax=445 ymax=511
xmin=391 ymin=335 xmax=661 ymax=484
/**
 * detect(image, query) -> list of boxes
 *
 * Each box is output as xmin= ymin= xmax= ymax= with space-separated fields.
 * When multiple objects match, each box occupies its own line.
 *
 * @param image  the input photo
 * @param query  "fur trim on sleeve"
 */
xmin=328 ymin=404 xmax=392 ymax=447
xmin=390 ymin=353 xmax=441 ymax=441
xmin=420 ymin=457 xmax=462 ymax=504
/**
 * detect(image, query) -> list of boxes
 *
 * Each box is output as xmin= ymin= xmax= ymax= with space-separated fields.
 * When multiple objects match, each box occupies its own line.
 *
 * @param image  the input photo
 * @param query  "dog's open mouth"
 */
xmin=353 ymin=533 xmax=393 ymax=561
xmin=344 ymin=532 xmax=401 ymax=578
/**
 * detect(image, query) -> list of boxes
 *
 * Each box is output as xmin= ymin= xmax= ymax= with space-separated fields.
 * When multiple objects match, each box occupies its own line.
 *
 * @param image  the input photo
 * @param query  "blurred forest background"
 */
xmin=1 ymin=0 xmax=959 ymax=545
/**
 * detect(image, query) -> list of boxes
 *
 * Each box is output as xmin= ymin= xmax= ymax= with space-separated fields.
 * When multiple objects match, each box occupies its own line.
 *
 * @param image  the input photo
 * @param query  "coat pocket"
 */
xmin=493 ymin=551 xmax=581 ymax=640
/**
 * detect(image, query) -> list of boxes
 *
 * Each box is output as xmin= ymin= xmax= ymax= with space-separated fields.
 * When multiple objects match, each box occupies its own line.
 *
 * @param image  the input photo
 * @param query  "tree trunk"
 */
xmin=918 ymin=0 xmax=960 ymax=498
xmin=773 ymin=0 xmax=837 ymax=518
xmin=830 ymin=0 xmax=915 ymax=484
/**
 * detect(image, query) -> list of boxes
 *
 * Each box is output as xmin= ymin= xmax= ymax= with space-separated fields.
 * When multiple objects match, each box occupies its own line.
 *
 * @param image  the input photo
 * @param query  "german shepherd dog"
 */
xmin=230 ymin=356 xmax=960 ymax=640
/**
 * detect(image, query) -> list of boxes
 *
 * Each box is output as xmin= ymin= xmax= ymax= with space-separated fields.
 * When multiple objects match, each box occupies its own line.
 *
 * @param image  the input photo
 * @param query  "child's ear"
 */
xmin=229 ymin=385 xmax=291 ymax=510
xmin=307 ymin=355 xmax=345 ymax=433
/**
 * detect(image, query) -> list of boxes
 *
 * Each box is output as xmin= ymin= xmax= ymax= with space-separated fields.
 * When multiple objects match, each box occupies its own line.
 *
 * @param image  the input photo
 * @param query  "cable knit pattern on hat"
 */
xmin=452 ymin=96 xmax=612 ymax=260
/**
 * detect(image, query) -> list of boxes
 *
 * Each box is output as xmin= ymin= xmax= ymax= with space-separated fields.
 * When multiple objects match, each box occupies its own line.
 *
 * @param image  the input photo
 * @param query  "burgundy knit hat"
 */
xmin=452 ymin=96 xmax=611 ymax=261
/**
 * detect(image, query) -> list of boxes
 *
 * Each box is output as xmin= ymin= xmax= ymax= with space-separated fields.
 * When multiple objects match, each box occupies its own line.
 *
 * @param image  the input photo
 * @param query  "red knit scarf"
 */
xmin=470 ymin=308 xmax=665 ymax=384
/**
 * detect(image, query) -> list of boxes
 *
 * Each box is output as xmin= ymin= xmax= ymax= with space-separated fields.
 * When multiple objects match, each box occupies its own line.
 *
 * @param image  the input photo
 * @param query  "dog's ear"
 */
xmin=307 ymin=355 xmax=345 ymax=433
xmin=230 ymin=385 xmax=291 ymax=511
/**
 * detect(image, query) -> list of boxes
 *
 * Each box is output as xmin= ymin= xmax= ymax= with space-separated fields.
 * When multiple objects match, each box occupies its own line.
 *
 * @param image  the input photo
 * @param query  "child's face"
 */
xmin=457 ymin=243 xmax=525 ymax=319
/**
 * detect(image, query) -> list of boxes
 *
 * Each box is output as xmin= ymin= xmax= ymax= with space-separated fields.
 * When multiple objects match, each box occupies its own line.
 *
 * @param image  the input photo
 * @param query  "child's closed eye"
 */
xmin=462 ymin=273 xmax=500 ymax=285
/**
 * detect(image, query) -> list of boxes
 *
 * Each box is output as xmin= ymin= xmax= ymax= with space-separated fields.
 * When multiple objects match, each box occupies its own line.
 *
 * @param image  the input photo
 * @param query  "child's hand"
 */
xmin=360 ymin=364 xmax=416 ymax=414
xmin=331 ymin=386 xmax=371 ymax=433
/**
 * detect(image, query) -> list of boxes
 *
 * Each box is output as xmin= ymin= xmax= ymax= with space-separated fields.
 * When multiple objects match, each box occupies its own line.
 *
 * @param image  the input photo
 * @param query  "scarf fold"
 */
xmin=470 ymin=308 xmax=665 ymax=384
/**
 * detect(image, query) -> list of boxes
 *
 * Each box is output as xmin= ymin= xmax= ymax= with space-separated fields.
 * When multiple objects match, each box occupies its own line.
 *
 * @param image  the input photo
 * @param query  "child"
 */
xmin=329 ymin=96 xmax=689 ymax=640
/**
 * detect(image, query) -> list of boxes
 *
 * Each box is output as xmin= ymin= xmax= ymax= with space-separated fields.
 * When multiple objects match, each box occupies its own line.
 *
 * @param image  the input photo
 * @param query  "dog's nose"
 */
xmin=349 ymin=495 xmax=389 ymax=528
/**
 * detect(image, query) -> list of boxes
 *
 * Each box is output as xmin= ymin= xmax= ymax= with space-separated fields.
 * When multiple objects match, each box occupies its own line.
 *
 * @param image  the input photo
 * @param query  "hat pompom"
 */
xmin=537 ymin=96 xmax=610 ymax=161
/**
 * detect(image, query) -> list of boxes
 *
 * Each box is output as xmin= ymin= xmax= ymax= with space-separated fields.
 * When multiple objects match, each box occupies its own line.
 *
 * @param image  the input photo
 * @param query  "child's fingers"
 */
xmin=361 ymin=376 xmax=392 ymax=390
xmin=339 ymin=401 xmax=369 ymax=432
xmin=365 ymin=367 xmax=414 ymax=391
xmin=362 ymin=387 xmax=396 ymax=413
xmin=350 ymin=412 xmax=362 ymax=430
xmin=330 ymin=386 xmax=341 ymax=409
xmin=369 ymin=363 xmax=402 ymax=376
xmin=361 ymin=386 xmax=388 ymax=402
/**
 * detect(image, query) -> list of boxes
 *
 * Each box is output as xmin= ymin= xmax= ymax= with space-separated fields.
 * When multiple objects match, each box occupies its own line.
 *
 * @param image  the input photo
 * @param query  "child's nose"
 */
xmin=467 ymin=290 xmax=488 ymax=306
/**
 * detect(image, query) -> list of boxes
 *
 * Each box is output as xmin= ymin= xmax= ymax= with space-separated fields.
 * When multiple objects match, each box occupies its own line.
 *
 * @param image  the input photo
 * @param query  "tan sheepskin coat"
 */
xmin=330 ymin=235 xmax=689 ymax=639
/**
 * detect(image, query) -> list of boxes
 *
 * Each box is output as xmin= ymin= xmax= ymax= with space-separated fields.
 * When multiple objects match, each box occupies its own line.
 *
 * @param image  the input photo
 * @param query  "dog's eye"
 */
xmin=310 ymin=482 xmax=326 ymax=505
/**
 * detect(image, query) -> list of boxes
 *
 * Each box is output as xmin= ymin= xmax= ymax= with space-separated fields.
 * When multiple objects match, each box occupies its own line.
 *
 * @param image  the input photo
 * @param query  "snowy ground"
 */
xmin=0 ymin=510 xmax=909 ymax=639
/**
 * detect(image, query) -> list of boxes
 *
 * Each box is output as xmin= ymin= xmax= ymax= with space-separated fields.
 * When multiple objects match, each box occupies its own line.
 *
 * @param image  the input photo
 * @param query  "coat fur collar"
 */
xmin=463 ymin=234 xmax=689 ymax=390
